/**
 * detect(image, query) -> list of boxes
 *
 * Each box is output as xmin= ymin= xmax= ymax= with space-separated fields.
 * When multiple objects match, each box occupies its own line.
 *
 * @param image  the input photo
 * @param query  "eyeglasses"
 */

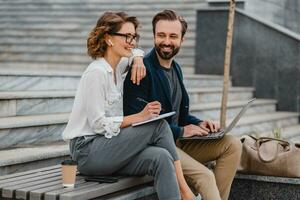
xmin=110 ymin=32 xmax=140 ymax=44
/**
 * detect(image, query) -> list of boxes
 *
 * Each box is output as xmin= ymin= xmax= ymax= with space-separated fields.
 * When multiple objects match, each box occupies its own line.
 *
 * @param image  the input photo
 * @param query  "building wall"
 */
xmin=195 ymin=9 xmax=300 ymax=113
xmin=244 ymin=0 xmax=300 ymax=34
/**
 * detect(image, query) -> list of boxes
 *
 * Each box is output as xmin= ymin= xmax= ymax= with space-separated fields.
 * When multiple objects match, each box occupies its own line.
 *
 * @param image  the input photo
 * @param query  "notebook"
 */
xmin=178 ymin=98 xmax=256 ymax=140
xmin=132 ymin=111 xmax=176 ymax=127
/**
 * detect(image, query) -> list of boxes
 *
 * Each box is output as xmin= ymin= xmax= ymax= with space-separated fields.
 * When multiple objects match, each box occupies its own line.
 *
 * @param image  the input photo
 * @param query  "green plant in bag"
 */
xmin=272 ymin=128 xmax=282 ymax=139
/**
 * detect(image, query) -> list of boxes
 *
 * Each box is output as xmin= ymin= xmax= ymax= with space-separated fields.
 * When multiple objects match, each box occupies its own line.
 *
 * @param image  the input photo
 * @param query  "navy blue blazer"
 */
xmin=123 ymin=48 xmax=202 ymax=141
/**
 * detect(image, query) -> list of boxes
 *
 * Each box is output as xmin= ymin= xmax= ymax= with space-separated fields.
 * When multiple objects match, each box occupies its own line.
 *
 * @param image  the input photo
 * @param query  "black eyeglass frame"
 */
xmin=109 ymin=32 xmax=140 ymax=44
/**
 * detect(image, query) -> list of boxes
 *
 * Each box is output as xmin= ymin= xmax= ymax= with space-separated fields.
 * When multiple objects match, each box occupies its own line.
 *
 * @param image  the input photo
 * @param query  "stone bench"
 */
xmin=0 ymin=165 xmax=155 ymax=200
xmin=230 ymin=173 xmax=300 ymax=200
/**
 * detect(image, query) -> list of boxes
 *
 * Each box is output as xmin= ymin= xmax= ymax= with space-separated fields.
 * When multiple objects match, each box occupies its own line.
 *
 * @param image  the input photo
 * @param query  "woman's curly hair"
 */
xmin=87 ymin=11 xmax=140 ymax=59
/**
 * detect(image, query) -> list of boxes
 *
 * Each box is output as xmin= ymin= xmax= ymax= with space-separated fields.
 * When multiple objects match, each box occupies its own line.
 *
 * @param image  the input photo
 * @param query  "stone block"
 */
xmin=0 ymin=124 xmax=66 ymax=149
xmin=230 ymin=174 xmax=300 ymax=200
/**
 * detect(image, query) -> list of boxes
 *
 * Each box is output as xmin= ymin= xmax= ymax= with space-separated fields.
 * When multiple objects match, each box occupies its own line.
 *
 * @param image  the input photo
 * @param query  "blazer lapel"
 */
xmin=149 ymin=49 xmax=172 ymax=107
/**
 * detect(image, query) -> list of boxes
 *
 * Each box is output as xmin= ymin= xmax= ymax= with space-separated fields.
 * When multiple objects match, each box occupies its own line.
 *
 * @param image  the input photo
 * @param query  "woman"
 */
xmin=62 ymin=11 xmax=198 ymax=200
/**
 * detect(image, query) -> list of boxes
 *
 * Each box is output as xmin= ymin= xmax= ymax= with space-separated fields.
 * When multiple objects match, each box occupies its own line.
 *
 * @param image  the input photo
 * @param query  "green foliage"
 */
xmin=244 ymin=127 xmax=282 ymax=139
xmin=272 ymin=128 xmax=282 ymax=139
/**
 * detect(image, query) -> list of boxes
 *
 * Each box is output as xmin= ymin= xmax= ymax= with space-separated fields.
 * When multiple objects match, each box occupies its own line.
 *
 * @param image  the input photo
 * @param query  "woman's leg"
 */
xmin=118 ymin=146 xmax=181 ymax=200
xmin=153 ymin=120 xmax=196 ymax=200
xmin=70 ymin=120 xmax=195 ymax=199
xmin=75 ymin=120 xmax=176 ymax=175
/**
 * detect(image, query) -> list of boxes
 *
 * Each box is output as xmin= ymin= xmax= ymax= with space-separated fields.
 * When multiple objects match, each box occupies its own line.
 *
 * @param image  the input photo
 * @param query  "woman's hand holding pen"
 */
xmin=138 ymin=101 xmax=161 ymax=121
xmin=122 ymin=100 xmax=161 ymax=128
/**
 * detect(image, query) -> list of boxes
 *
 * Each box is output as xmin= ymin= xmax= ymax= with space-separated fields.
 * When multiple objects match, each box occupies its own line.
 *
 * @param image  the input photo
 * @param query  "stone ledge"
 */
xmin=187 ymin=87 xmax=254 ymax=93
xmin=0 ymin=68 xmax=223 ymax=79
xmin=235 ymin=173 xmax=300 ymax=185
xmin=207 ymin=0 xmax=244 ymax=3
xmin=0 ymin=90 xmax=75 ymax=99
xmin=237 ymin=112 xmax=299 ymax=126
xmin=230 ymin=173 xmax=300 ymax=200
xmin=191 ymin=99 xmax=276 ymax=111
xmin=0 ymin=143 xmax=69 ymax=167
xmin=0 ymin=113 xmax=69 ymax=129
xmin=0 ymin=87 xmax=255 ymax=100
xmin=0 ymin=68 xmax=82 ymax=77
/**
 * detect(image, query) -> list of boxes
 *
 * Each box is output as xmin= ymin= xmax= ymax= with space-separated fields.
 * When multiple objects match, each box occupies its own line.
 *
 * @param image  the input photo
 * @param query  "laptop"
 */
xmin=178 ymin=98 xmax=256 ymax=140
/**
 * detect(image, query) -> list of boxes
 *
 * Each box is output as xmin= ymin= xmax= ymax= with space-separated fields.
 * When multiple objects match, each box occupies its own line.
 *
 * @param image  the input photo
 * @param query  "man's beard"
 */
xmin=155 ymin=43 xmax=180 ymax=60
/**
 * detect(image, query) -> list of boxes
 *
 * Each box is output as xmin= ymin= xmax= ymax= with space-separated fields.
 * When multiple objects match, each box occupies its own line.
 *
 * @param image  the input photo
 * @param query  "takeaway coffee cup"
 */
xmin=61 ymin=160 xmax=77 ymax=188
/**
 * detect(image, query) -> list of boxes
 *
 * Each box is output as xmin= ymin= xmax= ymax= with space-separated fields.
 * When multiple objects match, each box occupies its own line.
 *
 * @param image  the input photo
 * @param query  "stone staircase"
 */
xmin=0 ymin=70 xmax=299 ymax=176
xmin=0 ymin=0 xmax=211 ymax=74
xmin=0 ymin=1 xmax=300 ymax=198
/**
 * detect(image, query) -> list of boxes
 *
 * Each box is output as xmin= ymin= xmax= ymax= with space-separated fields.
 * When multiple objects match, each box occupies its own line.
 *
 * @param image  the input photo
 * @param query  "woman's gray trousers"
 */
xmin=70 ymin=120 xmax=181 ymax=200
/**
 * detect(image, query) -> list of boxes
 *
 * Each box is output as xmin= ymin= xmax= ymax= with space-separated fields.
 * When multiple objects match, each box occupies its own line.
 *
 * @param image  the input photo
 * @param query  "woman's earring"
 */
xmin=108 ymin=40 xmax=114 ymax=47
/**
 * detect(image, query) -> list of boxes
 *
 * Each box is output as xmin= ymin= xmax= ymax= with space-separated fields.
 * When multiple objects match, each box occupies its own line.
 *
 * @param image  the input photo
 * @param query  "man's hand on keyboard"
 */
xmin=199 ymin=120 xmax=220 ymax=133
xmin=183 ymin=124 xmax=209 ymax=137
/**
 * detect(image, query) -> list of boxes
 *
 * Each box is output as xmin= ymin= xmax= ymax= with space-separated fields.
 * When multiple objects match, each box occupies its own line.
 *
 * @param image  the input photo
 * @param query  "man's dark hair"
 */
xmin=152 ymin=9 xmax=188 ymax=38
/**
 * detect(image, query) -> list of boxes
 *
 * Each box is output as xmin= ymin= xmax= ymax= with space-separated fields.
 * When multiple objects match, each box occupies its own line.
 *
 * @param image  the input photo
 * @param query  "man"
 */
xmin=123 ymin=10 xmax=242 ymax=200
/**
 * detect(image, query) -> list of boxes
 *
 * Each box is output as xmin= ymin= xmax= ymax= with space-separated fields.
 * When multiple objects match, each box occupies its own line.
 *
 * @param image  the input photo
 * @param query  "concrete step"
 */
xmin=0 ymin=61 xmax=195 ymax=75
xmin=0 ymin=61 xmax=87 ymax=72
xmin=0 ymin=0 xmax=201 ymax=72
xmin=0 ymin=1 xmax=205 ymax=8
xmin=0 ymin=0 xmax=205 ymax=6
xmin=0 ymin=14 xmax=196 ymax=24
xmin=0 ymin=69 xmax=82 ymax=91
xmin=183 ymin=74 xmax=226 ymax=88
xmin=0 ymin=113 xmax=68 ymax=149
xmin=0 ymin=6 xmax=204 ymax=15
xmin=1 ymin=123 xmax=299 ymax=177
xmin=0 ymin=111 xmax=298 ymax=150
xmin=0 ymin=47 xmax=195 ymax=65
xmin=182 ymin=67 xmax=195 ymax=74
xmin=0 ymin=31 xmax=196 ymax=39
xmin=0 ymin=69 xmax=226 ymax=91
xmin=0 ymin=87 xmax=252 ymax=117
xmin=0 ymin=91 xmax=74 ymax=117
xmin=290 ymin=135 xmax=300 ymax=143
xmin=0 ymin=27 xmax=196 ymax=37
xmin=0 ymin=24 xmax=194 ymax=38
xmin=226 ymin=112 xmax=300 ymax=137
xmin=0 ymin=18 xmax=196 ymax=29
xmin=0 ymin=53 xmax=195 ymax=67
xmin=0 ymin=29 xmax=91 ymax=38
xmin=0 ymin=0 xmax=203 ymax=2
xmin=0 ymin=40 xmax=195 ymax=52
xmin=190 ymin=99 xmax=276 ymax=120
xmin=283 ymin=125 xmax=300 ymax=141
xmin=0 ymin=55 xmax=195 ymax=70
xmin=0 ymin=142 xmax=69 ymax=176
xmin=0 ymin=121 xmax=298 ymax=175
xmin=188 ymin=87 xmax=253 ymax=104
xmin=0 ymin=0 xmax=204 ymax=3
xmin=0 ymin=40 xmax=195 ymax=54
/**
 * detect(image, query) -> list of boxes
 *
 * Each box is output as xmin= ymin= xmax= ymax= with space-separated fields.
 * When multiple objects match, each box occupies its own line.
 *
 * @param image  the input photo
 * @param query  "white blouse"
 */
xmin=62 ymin=49 xmax=144 ymax=140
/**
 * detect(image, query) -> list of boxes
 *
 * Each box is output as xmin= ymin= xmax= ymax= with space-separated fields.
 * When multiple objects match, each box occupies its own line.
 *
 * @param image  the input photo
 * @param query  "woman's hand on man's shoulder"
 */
xmin=131 ymin=56 xmax=146 ymax=85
